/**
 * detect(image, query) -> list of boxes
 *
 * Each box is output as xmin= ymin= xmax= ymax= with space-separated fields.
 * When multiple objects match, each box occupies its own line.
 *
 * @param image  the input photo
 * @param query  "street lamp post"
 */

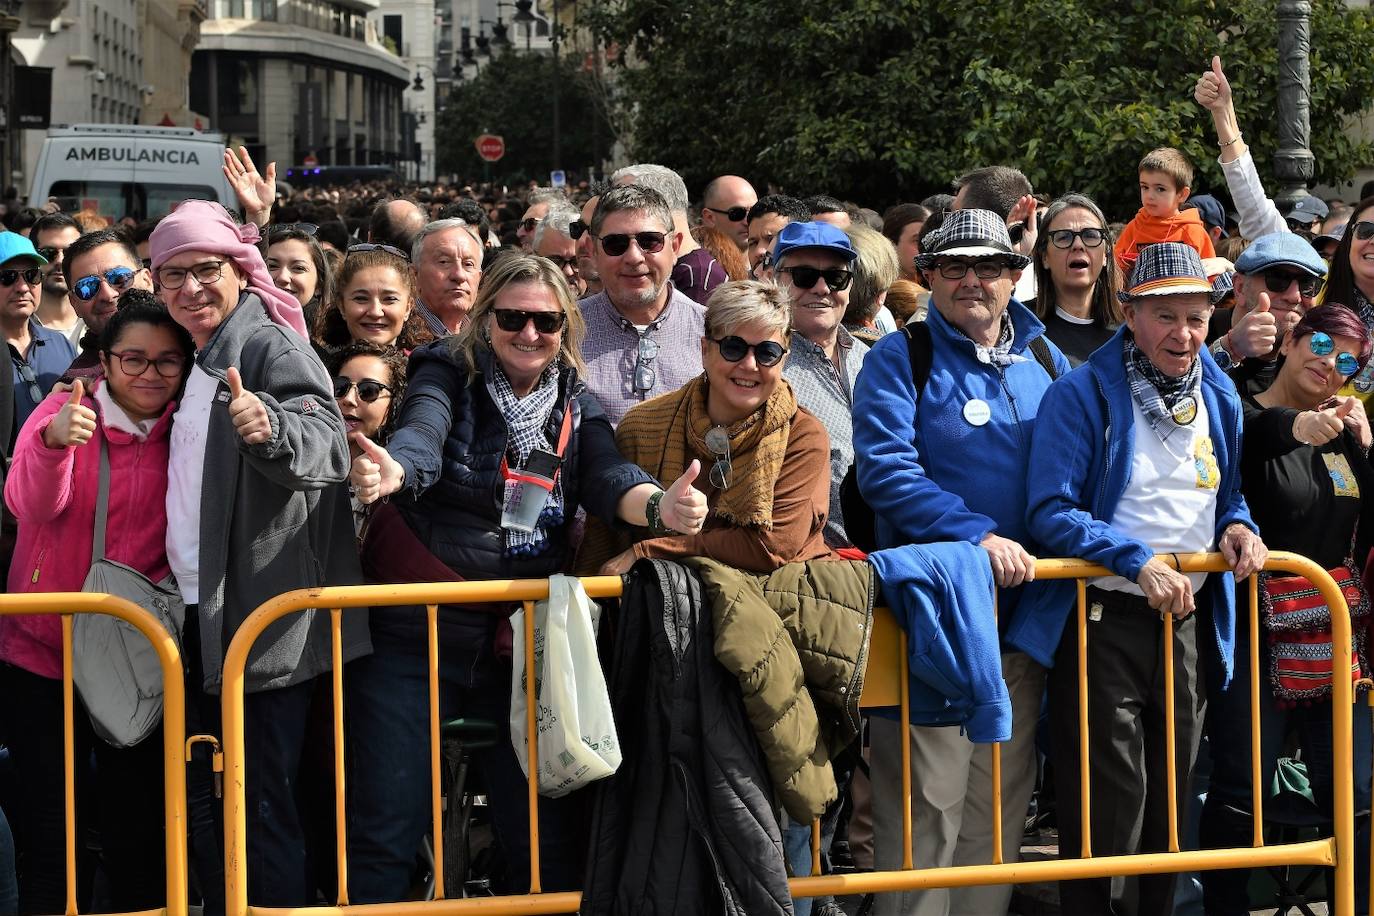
xmin=1274 ymin=0 xmax=1315 ymax=211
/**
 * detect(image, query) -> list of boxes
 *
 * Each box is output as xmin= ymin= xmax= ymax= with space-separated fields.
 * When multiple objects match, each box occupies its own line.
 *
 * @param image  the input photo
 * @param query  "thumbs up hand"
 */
xmin=349 ymin=432 xmax=404 ymax=504
xmin=1295 ymin=397 xmax=1356 ymax=447
xmin=1226 ymin=292 xmax=1278 ymax=360
xmin=660 ymin=459 xmax=709 ymax=534
xmin=226 ymin=367 xmax=272 ymax=445
xmin=42 ymin=379 xmax=97 ymax=449
xmin=1195 ymin=55 xmax=1233 ymax=112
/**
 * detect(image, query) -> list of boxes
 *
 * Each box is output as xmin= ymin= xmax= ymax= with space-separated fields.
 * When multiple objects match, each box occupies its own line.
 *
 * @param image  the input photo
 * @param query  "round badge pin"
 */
xmin=1171 ymin=395 xmax=1198 ymax=426
xmin=963 ymin=399 xmax=991 ymax=427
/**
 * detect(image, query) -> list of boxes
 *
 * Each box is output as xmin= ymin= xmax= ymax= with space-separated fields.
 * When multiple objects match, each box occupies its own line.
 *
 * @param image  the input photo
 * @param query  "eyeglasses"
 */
xmin=705 ymin=205 xmax=749 ymax=222
xmin=1262 ymin=269 xmax=1320 ymax=298
xmin=267 ymin=222 xmax=318 ymax=237
xmin=35 ymin=246 xmax=62 ymax=263
xmin=631 ymin=334 xmax=659 ymax=394
xmin=711 ymin=335 xmax=788 ymax=367
xmin=156 ymin=260 xmax=226 ymax=290
xmin=1354 ymin=221 xmax=1374 ymax=242
xmin=0 ymin=267 xmax=42 ymax=287
xmin=593 ymin=231 xmax=667 ymax=257
xmin=776 ymin=265 xmax=853 ymax=292
xmin=569 ymin=220 xmax=588 ymax=240
xmin=519 ymin=217 xmax=541 ymax=234
xmin=108 ymin=350 xmax=187 ymax=379
xmin=333 ymin=377 xmax=393 ymax=402
xmin=933 ymin=259 xmax=1010 ymax=280
xmin=492 ymin=308 xmax=566 ymax=335
xmin=543 ymin=254 xmax=579 ymax=272
xmin=1047 ymin=228 xmax=1108 ymax=249
xmin=705 ymin=425 xmax=732 ymax=490
xmin=73 ymin=266 xmax=137 ymax=301
xmin=346 ymin=243 xmax=410 ymax=261
xmin=15 ymin=361 xmax=40 ymax=404
xmin=1309 ymin=331 xmax=1361 ymax=377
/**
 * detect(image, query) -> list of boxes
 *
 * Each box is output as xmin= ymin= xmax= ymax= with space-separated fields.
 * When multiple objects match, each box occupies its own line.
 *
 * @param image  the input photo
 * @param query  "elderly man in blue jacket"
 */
xmin=1020 ymin=242 xmax=1266 ymax=916
xmin=853 ymin=208 xmax=1069 ymax=916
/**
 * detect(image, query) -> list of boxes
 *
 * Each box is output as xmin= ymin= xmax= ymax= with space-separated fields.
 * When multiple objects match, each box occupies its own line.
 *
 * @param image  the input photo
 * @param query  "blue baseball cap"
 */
xmin=772 ymin=220 xmax=857 ymax=263
xmin=1187 ymin=195 xmax=1227 ymax=238
xmin=0 ymin=231 xmax=47 ymax=267
xmin=1233 ymin=231 xmax=1327 ymax=278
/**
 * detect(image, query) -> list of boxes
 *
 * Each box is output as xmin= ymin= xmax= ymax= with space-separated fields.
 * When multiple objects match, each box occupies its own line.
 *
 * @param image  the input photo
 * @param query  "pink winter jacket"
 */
xmin=1 ymin=381 xmax=175 ymax=679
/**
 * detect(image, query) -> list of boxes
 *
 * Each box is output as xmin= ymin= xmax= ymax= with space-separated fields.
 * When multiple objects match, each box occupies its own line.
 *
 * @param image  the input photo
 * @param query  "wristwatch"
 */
xmin=1209 ymin=336 xmax=1236 ymax=372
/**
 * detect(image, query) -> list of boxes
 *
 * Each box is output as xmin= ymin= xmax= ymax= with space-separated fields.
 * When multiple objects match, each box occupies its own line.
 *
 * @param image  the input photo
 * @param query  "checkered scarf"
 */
xmin=1123 ymin=333 xmax=1201 ymax=444
xmin=972 ymin=313 xmax=1017 ymax=368
xmin=1354 ymin=286 xmax=1374 ymax=332
xmin=488 ymin=361 xmax=565 ymax=556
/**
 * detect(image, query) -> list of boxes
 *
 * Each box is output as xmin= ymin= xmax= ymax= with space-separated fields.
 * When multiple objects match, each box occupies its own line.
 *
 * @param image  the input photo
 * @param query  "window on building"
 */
xmin=382 ymin=14 xmax=402 ymax=51
xmin=261 ymin=0 xmax=276 ymax=20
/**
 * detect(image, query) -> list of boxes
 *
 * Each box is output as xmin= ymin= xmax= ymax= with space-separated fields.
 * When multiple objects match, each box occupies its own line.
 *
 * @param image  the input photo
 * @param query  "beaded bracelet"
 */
xmin=1219 ymin=135 xmax=1242 ymax=149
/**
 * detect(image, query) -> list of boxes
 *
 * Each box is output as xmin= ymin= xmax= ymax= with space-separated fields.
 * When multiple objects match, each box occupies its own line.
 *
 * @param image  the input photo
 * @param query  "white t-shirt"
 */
xmin=1095 ymin=396 xmax=1220 ymax=596
xmin=166 ymin=363 xmax=218 ymax=604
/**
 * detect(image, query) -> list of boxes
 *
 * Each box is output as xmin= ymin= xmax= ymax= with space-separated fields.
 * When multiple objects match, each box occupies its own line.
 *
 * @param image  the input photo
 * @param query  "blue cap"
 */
xmin=1234 ymin=231 xmax=1327 ymax=278
xmin=772 ymin=220 xmax=857 ymax=263
xmin=0 ymin=232 xmax=47 ymax=267
xmin=1287 ymin=196 xmax=1328 ymax=223
xmin=1187 ymin=195 xmax=1227 ymax=237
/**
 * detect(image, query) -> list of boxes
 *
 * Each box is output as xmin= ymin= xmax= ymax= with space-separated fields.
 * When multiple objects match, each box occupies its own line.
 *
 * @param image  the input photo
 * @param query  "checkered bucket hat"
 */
xmin=914 ymin=208 xmax=1031 ymax=271
xmin=1118 ymin=242 xmax=1226 ymax=305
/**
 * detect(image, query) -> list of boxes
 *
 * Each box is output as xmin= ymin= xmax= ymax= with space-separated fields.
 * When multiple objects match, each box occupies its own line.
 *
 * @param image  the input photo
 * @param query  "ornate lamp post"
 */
xmin=1273 ymin=0 xmax=1315 ymax=211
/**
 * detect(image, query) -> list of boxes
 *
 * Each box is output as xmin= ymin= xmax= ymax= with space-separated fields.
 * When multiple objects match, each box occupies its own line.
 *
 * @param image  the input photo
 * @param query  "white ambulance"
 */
xmin=28 ymin=124 xmax=236 ymax=221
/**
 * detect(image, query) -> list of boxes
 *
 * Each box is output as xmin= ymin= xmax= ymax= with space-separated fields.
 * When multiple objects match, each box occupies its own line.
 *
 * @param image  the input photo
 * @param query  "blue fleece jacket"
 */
xmin=868 ymin=542 xmax=1010 ymax=741
xmin=852 ymin=297 xmax=1070 ymax=628
xmin=1012 ymin=325 xmax=1257 ymax=683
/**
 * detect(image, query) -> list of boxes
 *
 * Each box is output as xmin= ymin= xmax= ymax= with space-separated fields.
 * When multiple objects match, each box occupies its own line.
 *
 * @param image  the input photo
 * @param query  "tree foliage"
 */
xmin=436 ymin=51 xmax=611 ymax=184
xmin=585 ymin=0 xmax=1374 ymax=216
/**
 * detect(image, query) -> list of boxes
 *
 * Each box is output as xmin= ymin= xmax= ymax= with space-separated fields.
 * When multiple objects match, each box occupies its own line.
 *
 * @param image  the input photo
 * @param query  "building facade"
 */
xmin=370 ymin=0 xmax=435 ymax=181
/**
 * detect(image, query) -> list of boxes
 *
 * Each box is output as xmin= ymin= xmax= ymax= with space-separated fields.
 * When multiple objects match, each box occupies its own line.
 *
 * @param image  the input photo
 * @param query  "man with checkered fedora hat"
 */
xmin=854 ymin=208 xmax=1071 ymax=916
xmin=1019 ymin=242 xmax=1267 ymax=915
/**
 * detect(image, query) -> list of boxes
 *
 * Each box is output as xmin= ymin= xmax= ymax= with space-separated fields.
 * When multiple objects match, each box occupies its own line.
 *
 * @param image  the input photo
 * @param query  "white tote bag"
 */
xmin=510 ymin=574 xmax=620 ymax=797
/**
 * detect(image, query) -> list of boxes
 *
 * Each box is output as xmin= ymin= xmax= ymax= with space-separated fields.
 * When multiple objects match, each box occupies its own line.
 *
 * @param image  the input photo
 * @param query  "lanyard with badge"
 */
xmin=499 ymin=400 xmax=575 ymax=533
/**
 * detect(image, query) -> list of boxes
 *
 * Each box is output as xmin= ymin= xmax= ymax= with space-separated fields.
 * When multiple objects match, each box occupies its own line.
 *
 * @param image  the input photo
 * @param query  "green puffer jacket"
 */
xmin=685 ymin=557 xmax=875 ymax=822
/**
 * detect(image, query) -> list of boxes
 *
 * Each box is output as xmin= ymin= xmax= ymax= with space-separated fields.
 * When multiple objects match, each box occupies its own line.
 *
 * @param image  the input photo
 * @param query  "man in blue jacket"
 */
xmin=853 ymin=208 xmax=1069 ymax=916
xmin=1021 ymin=242 xmax=1266 ymax=916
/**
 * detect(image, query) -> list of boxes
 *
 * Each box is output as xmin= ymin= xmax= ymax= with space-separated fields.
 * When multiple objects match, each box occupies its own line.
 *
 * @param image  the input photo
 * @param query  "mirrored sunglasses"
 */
xmin=73 ymin=266 xmax=137 ymax=301
xmin=1309 ymin=331 xmax=1361 ymax=378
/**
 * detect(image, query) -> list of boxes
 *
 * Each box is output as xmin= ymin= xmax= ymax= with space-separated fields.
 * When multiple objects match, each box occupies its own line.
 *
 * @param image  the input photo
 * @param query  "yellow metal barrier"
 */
xmin=220 ymin=552 xmax=1356 ymax=916
xmin=0 ymin=592 xmax=190 ymax=916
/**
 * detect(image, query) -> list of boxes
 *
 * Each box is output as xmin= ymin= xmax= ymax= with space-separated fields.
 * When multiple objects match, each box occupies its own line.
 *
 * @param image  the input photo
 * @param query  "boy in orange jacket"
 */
xmin=1114 ymin=147 xmax=1216 ymax=273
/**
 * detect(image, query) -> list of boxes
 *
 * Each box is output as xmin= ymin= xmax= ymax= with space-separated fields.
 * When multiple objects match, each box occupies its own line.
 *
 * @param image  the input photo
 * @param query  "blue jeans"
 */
xmin=1200 ymin=634 xmax=1373 ymax=915
xmin=346 ymin=631 xmax=589 ymax=903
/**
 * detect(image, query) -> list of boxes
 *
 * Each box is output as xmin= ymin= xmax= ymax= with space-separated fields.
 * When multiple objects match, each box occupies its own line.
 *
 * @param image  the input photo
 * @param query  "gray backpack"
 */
xmin=72 ymin=440 xmax=185 ymax=748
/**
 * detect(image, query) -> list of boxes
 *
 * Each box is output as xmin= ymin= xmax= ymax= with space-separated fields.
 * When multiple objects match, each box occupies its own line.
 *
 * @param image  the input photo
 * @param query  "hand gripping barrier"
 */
xmin=220 ymin=552 xmax=1359 ymax=916
xmin=0 ymin=592 xmax=189 ymax=916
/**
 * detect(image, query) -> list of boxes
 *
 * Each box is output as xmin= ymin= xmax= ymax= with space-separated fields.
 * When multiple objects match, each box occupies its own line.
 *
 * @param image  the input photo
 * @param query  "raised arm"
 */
xmin=1195 ymin=56 xmax=1287 ymax=240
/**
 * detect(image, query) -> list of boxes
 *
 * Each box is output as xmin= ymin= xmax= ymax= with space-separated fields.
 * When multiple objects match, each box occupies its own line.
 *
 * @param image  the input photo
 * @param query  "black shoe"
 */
xmin=811 ymin=896 xmax=847 ymax=916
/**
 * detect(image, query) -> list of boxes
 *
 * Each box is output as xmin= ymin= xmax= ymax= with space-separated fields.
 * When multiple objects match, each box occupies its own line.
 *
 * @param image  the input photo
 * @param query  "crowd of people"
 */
xmin=0 ymin=56 xmax=1371 ymax=916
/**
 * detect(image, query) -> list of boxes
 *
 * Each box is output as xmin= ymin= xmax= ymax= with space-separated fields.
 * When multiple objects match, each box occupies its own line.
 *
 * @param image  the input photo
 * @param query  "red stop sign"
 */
xmin=475 ymin=134 xmax=505 ymax=162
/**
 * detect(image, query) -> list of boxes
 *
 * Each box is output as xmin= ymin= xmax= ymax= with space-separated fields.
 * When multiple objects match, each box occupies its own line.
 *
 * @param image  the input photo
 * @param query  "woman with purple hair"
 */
xmin=1201 ymin=303 xmax=1374 ymax=913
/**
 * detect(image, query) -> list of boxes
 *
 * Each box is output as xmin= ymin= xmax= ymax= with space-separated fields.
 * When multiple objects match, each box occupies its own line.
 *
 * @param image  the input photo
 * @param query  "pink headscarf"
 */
xmin=149 ymin=200 xmax=309 ymax=340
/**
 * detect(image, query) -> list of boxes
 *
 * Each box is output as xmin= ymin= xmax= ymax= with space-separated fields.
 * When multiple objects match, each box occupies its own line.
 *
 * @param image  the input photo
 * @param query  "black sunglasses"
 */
xmin=1047 ymin=228 xmax=1107 ymax=249
xmin=333 ymin=377 xmax=393 ymax=403
xmin=706 ymin=205 xmax=748 ymax=222
xmin=1354 ymin=221 xmax=1374 ymax=242
xmin=519 ymin=217 xmax=541 ymax=233
xmin=35 ymin=246 xmax=61 ymax=263
xmin=15 ymin=361 xmax=40 ymax=404
xmin=492 ymin=308 xmax=566 ymax=335
xmin=712 ymin=335 xmax=787 ymax=367
xmin=73 ymin=266 xmax=137 ymax=301
xmin=346 ymin=243 xmax=410 ymax=261
xmin=544 ymin=254 xmax=579 ymax=271
xmin=569 ymin=220 xmax=588 ymax=240
xmin=776 ymin=265 xmax=853 ymax=292
xmin=593 ymin=231 xmax=667 ymax=257
xmin=1262 ymin=269 xmax=1320 ymax=298
xmin=0 ymin=267 xmax=42 ymax=287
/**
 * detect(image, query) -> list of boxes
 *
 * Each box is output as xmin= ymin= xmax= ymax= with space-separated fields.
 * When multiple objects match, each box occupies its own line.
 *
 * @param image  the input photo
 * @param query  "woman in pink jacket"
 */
xmin=0 ymin=295 xmax=193 ymax=914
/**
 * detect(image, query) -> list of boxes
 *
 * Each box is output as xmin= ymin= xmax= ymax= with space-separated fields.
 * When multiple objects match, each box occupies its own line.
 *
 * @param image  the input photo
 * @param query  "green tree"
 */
xmin=436 ymin=51 xmax=611 ymax=183
xmin=585 ymin=0 xmax=1374 ymax=216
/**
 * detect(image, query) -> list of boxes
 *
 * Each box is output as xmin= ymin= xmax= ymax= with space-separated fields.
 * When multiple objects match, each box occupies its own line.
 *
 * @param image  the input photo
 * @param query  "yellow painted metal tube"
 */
xmin=810 ymin=820 xmax=821 ymax=876
xmin=427 ymin=604 xmax=444 ymax=901
xmin=523 ymin=599 xmax=541 ymax=894
xmin=330 ymin=609 xmax=349 ymax=905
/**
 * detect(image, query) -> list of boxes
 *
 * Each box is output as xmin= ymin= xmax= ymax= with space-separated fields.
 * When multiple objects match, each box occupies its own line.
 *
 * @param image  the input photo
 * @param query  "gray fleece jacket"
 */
xmin=191 ymin=292 xmax=369 ymax=693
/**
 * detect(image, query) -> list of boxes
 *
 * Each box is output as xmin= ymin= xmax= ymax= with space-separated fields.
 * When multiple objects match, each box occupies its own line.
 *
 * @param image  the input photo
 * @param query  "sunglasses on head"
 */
xmin=1354 ymin=221 xmax=1374 ymax=242
xmin=593 ymin=231 xmax=667 ymax=257
xmin=569 ymin=220 xmax=588 ymax=240
xmin=712 ymin=335 xmax=787 ymax=367
xmin=1262 ymin=269 xmax=1320 ymax=298
xmin=776 ymin=265 xmax=853 ymax=292
xmin=333 ymin=377 xmax=393 ymax=402
xmin=0 ymin=267 xmax=42 ymax=287
xmin=706 ymin=205 xmax=749 ymax=222
xmin=73 ymin=266 xmax=137 ymax=301
xmin=492 ymin=308 xmax=566 ymax=335
xmin=267 ymin=222 xmax=318 ymax=237
xmin=346 ymin=243 xmax=410 ymax=261
xmin=1047 ymin=228 xmax=1107 ymax=249
xmin=1309 ymin=331 xmax=1361 ymax=378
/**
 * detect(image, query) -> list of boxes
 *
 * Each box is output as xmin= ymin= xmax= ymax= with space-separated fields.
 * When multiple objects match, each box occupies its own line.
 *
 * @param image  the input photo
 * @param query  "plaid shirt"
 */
xmin=783 ymin=327 xmax=868 ymax=547
xmin=414 ymin=300 xmax=454 ymax=338
xmin=578 ymin=284 xmax=706 ymax=427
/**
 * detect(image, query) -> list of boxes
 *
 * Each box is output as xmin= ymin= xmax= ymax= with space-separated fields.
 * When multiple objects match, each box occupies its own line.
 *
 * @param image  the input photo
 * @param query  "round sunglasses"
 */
xmin=1309 ymin=331 xmax=1361 ymax=378
xmin=73 ymin=266 xmax=137 ymax=301
xmin=711 ymin=335 xmax=787 ymax=367
xmin=333 ymin=377 xmax=393 ymax=403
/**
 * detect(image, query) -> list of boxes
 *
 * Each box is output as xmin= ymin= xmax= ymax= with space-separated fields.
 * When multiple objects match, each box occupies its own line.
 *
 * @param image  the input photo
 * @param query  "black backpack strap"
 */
xmin=902 ymin=321 xmax=934 ymax=400
xmin=1028 ymin=335 xmax=1059 ymax=381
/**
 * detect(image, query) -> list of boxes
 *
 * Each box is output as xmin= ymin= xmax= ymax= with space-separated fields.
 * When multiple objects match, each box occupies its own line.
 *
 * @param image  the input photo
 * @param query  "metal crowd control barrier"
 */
xmin=0 ymin=592 xmax=189 ymax=916
xmin=220 ymin=552 xmax=1357 ymax=916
